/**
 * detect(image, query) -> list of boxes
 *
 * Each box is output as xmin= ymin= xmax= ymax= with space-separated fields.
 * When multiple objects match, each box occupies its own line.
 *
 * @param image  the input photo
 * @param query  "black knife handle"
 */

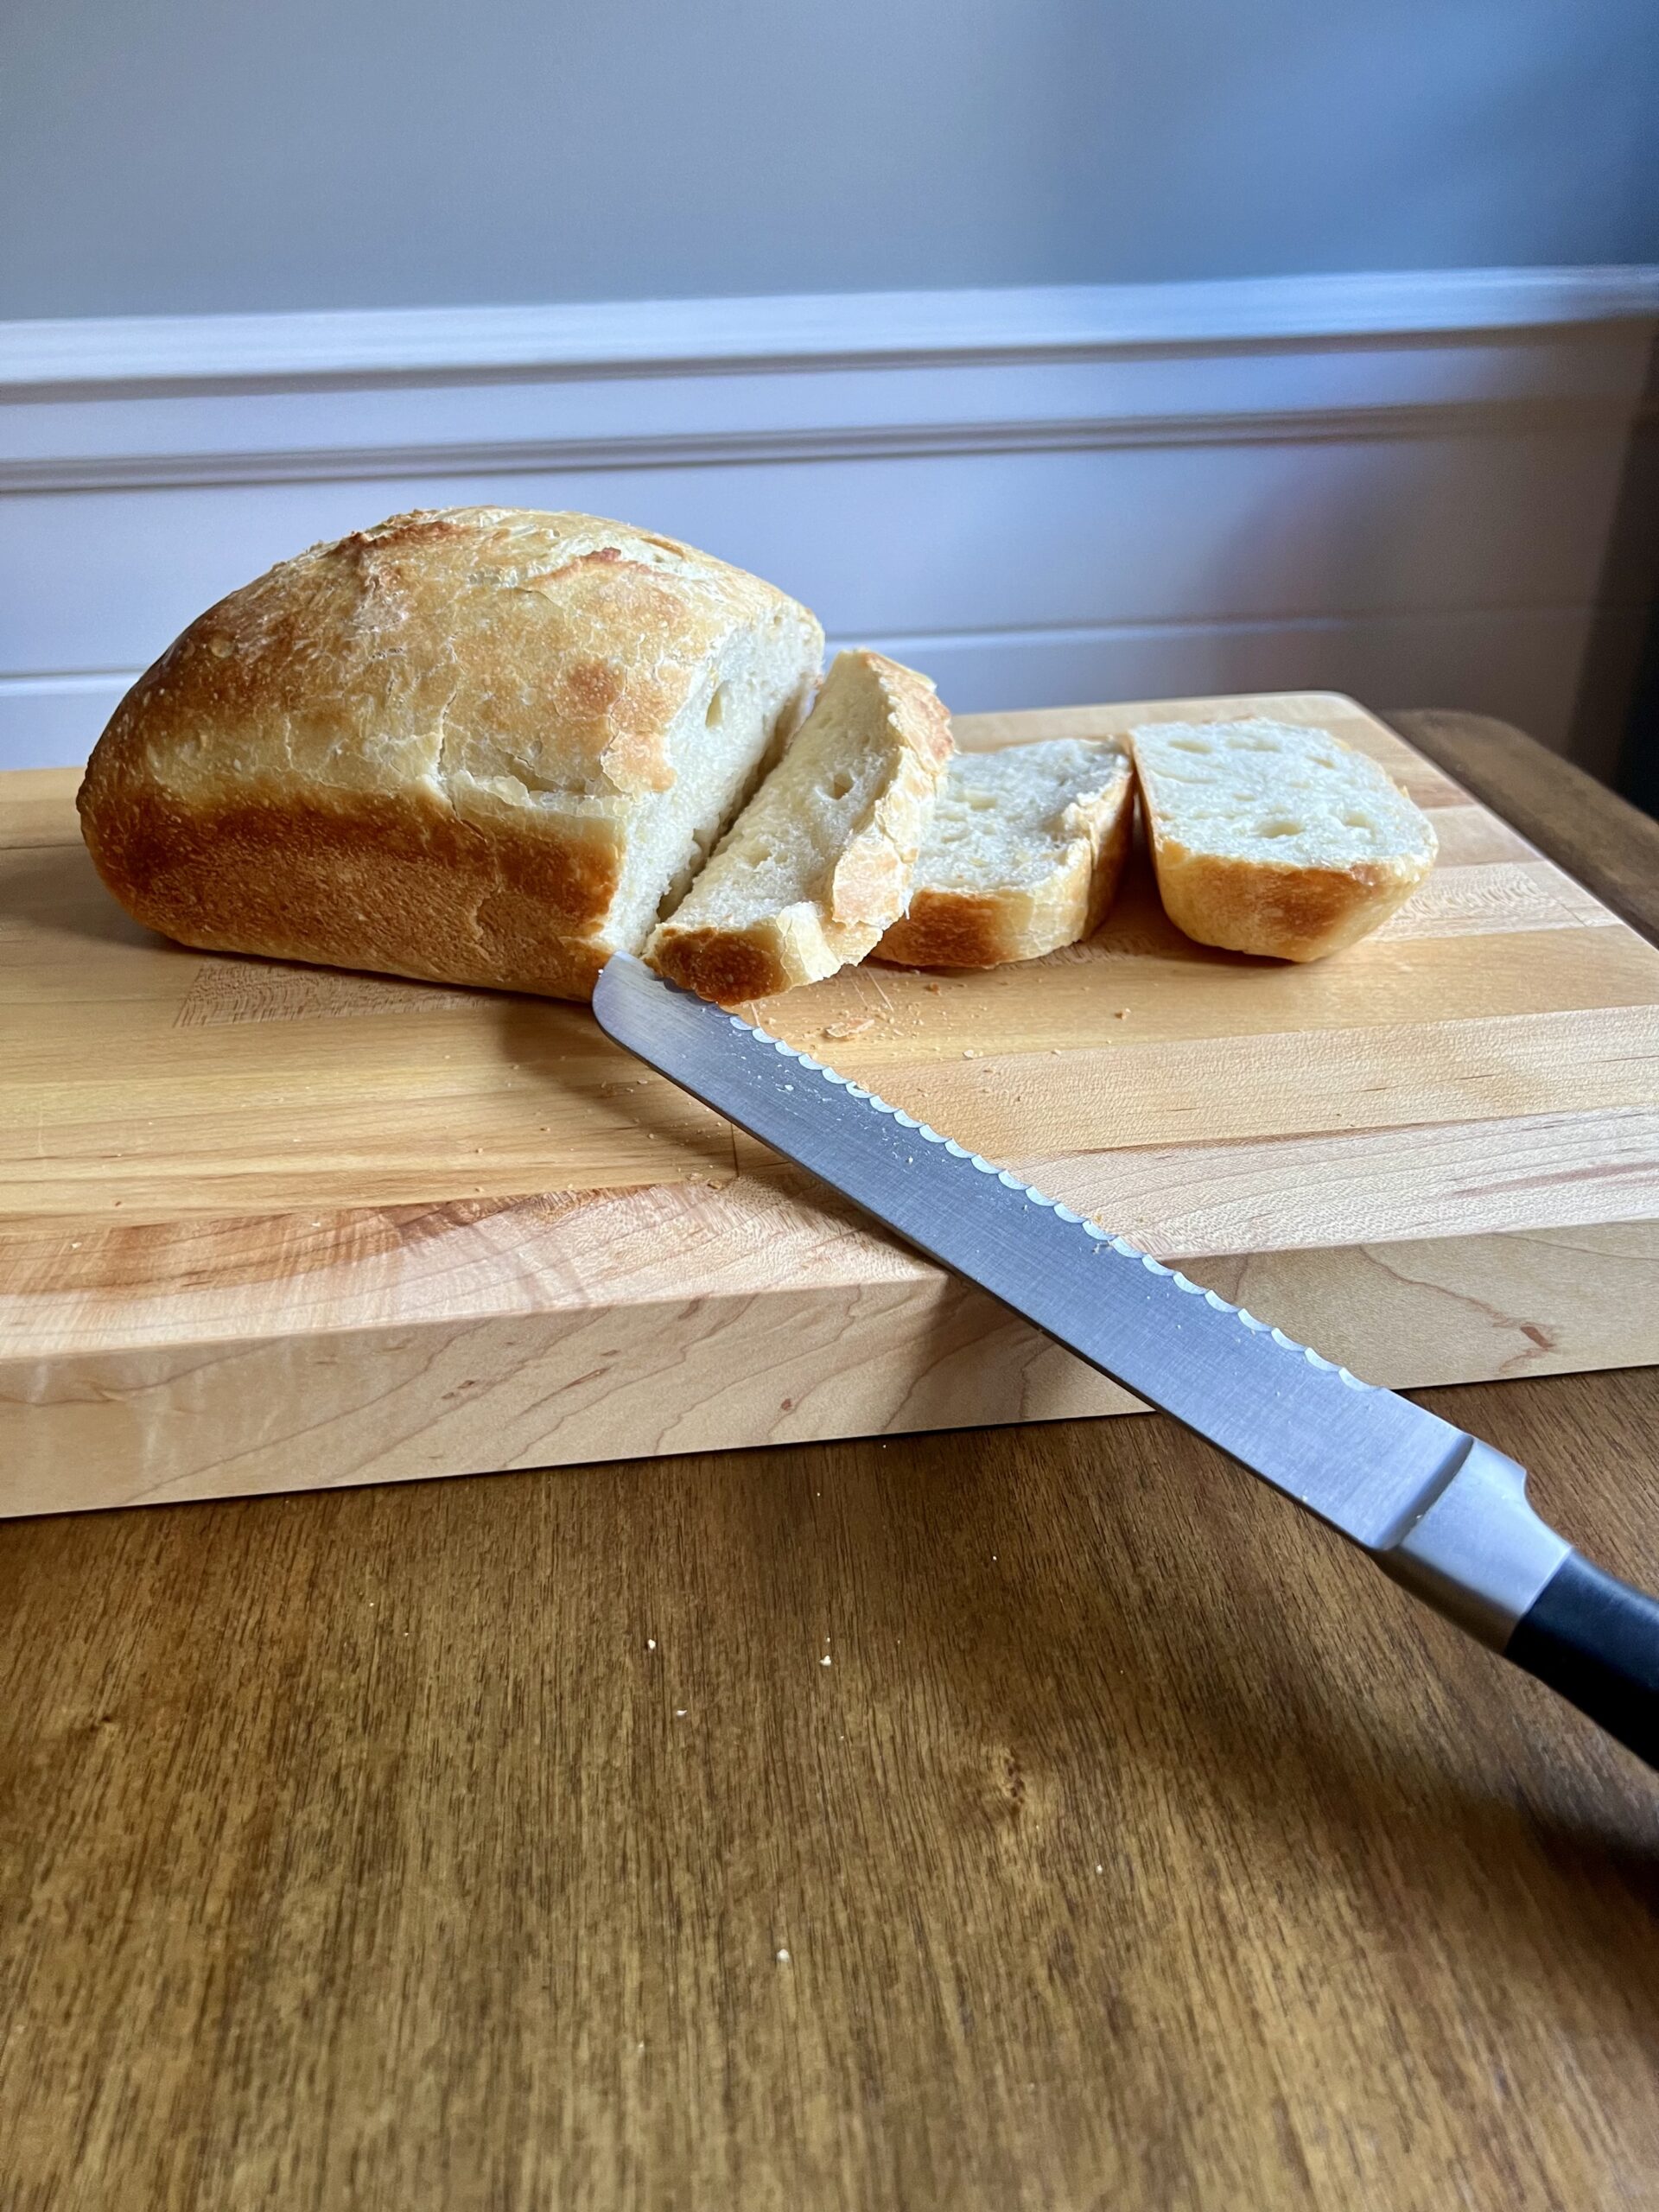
xmin=1506 ymin=1553 xmax=1659 ymax=1769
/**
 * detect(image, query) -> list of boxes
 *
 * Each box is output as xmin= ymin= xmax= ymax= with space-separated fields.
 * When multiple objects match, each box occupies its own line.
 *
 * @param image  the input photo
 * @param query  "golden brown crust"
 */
xmin=875 ymin=887 xmax=1020 ymax=969
xmin=648 ymin=927 xmax=791 ymax=1005
xmin=77 ymin=507 xmax=821 ymax=1001
xmin=1146 ymin=838 xmax=1426 ymax=961
xmin=84 ymin=779 xmax=618 ymax=999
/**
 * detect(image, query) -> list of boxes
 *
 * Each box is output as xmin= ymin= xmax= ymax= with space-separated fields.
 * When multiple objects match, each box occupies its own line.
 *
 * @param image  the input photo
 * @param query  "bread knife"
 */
xmin=594 ymin=953 xmax=1659 ymax=1770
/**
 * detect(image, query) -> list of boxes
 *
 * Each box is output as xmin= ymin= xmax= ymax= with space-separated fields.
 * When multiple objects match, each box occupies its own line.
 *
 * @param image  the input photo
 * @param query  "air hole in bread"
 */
xmin=1340 ymin=810 xmax=1373 ymax=830
xmin=824 ymin=769 xmax=854 ymax=800
xmin=705 ymin=683 xmax=730 ymax=729
xmin=1257 ymin=817 xmax=1304 ymax=838
xmin=1169 ymin=738 xmax=1212 ymax=754
xmin=966 ymin=791 xmax=998 ymax=810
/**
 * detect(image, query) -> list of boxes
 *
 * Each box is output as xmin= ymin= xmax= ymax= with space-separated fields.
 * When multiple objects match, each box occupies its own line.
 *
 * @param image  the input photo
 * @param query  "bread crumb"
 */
xmin=822 ymin=1016 xmax=875 ymax=1040
xmin=925 ymin=982 xmax=942 ymax=994
xmin=1115 ymin=1008 xmax=1130 ymax=1020
xmin=820 ymin=1655 xmax=832 ymax=1668
xmin=776 ymin=1948 xmax=791 ymax=1963
xmin=962 ymin=1047 xmax=981 ymax=1058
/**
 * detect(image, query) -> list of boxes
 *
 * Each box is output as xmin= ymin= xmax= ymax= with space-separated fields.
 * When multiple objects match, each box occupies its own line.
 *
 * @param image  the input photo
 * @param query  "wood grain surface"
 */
xmin=7 ymin=692 xmax=1659 ymax=1517
xmin=4 ymin=714 xmax=1659 ymax=2209
xmin=3 ymin=1368 xmax=1658 ymax=2210
xmin=1390 ymin=709 xmax=1659 ymax=945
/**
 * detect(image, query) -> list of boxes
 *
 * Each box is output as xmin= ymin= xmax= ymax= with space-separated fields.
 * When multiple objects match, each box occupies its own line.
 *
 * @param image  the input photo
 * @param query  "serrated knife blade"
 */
xmin=593 ymin=954 xmax=1659 ymax=1769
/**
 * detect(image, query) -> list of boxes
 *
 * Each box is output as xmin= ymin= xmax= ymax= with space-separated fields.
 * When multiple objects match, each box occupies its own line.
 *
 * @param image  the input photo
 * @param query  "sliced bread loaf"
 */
xmin=1131 ymin=718 xmax=1436 ymax=961
xmin=77 ymin=507 xmax=823 ymax=1002
xmin=645 ymin=649 xmax=953 ymax=1002
xmin=874 ymin=737 xmax=1133 ymax=968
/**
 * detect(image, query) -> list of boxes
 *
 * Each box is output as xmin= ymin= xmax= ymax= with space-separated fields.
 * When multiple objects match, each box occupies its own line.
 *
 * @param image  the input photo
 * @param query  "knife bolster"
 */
xmin=1377 ymin=1438 xmax=1571 ymax=1647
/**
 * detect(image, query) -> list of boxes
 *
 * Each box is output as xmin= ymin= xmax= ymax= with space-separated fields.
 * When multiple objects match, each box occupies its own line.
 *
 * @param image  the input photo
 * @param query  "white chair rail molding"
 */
xmin=3 ymin=264 xmax=1656 ymax=773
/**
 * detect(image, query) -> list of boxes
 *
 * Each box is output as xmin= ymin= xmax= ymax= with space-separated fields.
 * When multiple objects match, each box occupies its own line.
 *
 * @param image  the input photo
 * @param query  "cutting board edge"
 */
xmin=7 ymin=1135 xmax=1659 ymax=1359
xmin=5 ymin=1217 xmax=1656 ymax=1519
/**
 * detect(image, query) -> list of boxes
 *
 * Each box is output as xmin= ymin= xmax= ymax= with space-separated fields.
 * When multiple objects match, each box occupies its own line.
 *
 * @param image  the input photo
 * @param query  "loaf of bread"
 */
xmin=874 ymin=737 xmax=1133 ymax=968
xmin=77 ymin=507 xmax=823 ymax=1001
xmin=1130 ymin=718 xmax=1436 ymax=960
xmin=645 ymin=649 xmax=954 ymax=1002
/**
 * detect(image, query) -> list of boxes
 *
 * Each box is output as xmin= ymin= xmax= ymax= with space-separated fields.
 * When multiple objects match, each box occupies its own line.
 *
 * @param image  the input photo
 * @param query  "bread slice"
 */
xmin=645 ymin=649 xmax=953 ymax=1001
xmin=1131 ymin=718 xmax=1436 ymax=960
xmin=874 ymin=738 xmax=1133 ymax=969
xmin=77 ymin=507 xmax=823 ymax=1001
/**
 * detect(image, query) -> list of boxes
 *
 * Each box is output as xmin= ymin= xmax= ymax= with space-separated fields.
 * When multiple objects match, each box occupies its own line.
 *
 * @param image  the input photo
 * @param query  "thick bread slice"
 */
xmin=1131 ymin=718 xmax=1436 ymax=960
xmin=78 ymin=507 xmax=823 ymax=1001
xmin=645 ymin=649 xmax=953 ymax=1001
xmin=874 ymin=737 xmax=1133 ymax=968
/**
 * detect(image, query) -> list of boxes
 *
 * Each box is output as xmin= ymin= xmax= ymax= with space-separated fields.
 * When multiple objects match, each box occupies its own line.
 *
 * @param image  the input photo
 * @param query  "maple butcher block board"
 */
xmin=3 ymin=690 xmax=1659 ymax=1519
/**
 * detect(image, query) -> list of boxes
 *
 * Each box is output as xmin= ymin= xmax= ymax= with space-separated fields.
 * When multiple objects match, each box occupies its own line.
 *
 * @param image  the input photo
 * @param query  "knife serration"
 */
xmin=591 ymin=954 xmax=1472 ymax=1552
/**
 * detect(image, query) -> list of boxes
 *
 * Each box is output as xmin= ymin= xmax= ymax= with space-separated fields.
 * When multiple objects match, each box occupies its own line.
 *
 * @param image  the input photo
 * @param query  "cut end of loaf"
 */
xmin=1131 ymin=718 xmax=1436 ymax=961
xmin=645 ymin=648 xmax=954 ymax=1002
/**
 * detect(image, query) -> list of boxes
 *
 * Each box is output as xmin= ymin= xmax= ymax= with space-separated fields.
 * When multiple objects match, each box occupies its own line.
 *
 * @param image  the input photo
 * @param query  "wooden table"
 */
xmin=4 ymin=713 xmax=1658 ymax=2210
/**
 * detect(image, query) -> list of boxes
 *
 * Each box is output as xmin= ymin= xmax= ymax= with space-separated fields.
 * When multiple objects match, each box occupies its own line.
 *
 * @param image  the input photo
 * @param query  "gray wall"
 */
xmin=3 ymin=0 xmax=1657 ymax=321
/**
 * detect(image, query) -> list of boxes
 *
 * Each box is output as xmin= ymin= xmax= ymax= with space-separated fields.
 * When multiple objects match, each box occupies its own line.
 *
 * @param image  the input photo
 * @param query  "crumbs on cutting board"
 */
xmin=820 ymin=1016 xmax=876 ymax=1040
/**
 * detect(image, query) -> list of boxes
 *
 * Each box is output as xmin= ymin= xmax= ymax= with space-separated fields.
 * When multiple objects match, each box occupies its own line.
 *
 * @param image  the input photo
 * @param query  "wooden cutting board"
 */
xmin=5 ymin=690 xmax=1659 ymax=1518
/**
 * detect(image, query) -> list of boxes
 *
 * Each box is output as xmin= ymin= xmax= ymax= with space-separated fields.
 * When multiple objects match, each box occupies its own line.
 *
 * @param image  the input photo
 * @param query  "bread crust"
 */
xmin=78 ymin=507 xmax=821 ymax=1001
xmin=645 ymin=926 xmax=796 ymax=1004
xmin=875 ymin=747 xmax=1133 ymax=969
xmin=876 ymin=887 xmax=1018 ymax=969
xmin=1130 ymin=734 xmax=1435 ymax=961
xmin=1144 ymin=836 xmax=1427 ymax=962
xmin=87 ymin=780 xmax=620 ymax=999
xmin=648 ymin=651 xmax=954 ymax=1004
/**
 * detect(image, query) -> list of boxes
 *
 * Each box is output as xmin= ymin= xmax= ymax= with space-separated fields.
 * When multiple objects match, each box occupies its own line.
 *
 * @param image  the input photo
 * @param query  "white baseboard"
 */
xmin=3 ymin=267 xmax=1655 ymax=771
xmin=8 ymin=266 xmax=1658 ymax=389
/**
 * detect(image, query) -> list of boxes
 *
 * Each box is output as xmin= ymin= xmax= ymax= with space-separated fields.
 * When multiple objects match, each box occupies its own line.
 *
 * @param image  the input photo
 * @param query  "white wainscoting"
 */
xmin=3 ymin=267 xmax=1656 ymax=772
